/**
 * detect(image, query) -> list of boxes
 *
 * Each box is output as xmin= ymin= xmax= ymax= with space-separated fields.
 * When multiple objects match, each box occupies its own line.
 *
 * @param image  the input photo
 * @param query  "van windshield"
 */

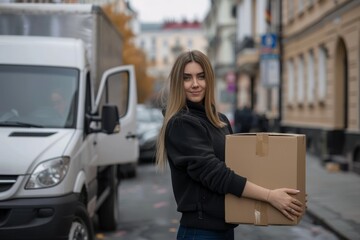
xmin=0 ymin=65 xmax=79 ymax=128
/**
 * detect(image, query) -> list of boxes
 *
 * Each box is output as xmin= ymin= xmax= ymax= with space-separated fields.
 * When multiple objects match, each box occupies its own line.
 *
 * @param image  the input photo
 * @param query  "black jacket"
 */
xmin=165 ymin=101 xmax=247 ymax=231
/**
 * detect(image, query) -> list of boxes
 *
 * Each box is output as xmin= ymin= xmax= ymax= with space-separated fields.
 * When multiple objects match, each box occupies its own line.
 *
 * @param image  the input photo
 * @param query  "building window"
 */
xmin=151 ymin=56 xmax=156 ymax=64
xmin=140 ymin=40 xmax=145 ymax=49
xmin=298 ymin=0 xmax=304 ymax=14
xmin=288 ymin=0 xmax=294 ymax=21
xmin=287 ymin=60 xmax=295 ymax=104
xmin=308 ymin=0 xmax=315 ymax=7
xmin=307 ymin=50 xmax=315 ymax=104
xmin=271 ymin=0 xmax=281 ymax=30
xmin=175 ymin=37 xmax=180 ymax=46
xmin=151 ymin=37 xmax=156 ymax=47
xmin=163 ymin=56 xmax=168 ymax=64
xmin=297 ymin=56 xmax=305 ymax=104
xmin=256 ymin=0 xmax=266 ymax=35
xmin=187 ymin=39 xmax=193 ymax=49
xmin=318 ymin=46 xmax=328 ymax=102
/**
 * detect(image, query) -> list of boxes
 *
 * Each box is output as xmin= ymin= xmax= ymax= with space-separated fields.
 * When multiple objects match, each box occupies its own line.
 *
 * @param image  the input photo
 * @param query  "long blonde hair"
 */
xmin=156 ymin=50 xmax=226 ymax=170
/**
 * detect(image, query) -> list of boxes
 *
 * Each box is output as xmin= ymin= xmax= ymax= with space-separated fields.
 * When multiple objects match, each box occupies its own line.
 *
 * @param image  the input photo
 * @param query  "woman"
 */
xmin=156 ymin=50 xmax=303 ymax=239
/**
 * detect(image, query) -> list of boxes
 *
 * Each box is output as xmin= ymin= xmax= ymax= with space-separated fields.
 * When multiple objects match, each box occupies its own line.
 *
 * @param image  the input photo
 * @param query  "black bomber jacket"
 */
xmin=165 ymin=100 xmax=247 ymax=231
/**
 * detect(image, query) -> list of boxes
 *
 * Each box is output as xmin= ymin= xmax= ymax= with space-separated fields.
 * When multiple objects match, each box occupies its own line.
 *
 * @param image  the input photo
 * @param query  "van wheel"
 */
xmin=126 ymin=165 xmax=137 ymax=178
xmin=117 ymin=163 xmax=137 ymax=179
xmin=98 ymin=167 xmax=119 ymax=231
xmin=68 ymin=203 xmax=94 ymax=240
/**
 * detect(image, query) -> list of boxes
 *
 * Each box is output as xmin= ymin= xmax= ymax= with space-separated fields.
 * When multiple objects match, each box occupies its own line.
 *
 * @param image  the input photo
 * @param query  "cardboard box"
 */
xmin=225 ymin=133 xmax=306 ymax=226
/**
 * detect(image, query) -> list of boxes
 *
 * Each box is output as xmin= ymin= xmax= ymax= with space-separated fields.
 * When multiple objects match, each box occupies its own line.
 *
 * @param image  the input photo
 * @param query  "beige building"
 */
xmin=281 ymin=0 xmax=360 ymax=173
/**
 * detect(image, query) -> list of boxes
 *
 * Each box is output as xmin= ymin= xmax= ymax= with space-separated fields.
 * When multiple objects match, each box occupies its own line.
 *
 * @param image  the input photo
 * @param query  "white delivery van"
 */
xmin=0 ymin=4 xmax=138 ymax=240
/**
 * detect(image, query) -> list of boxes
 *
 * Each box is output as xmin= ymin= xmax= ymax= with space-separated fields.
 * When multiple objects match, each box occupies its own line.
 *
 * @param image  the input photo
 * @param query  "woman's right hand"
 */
xmin=267 ymin=188 xmax=303 ymax=221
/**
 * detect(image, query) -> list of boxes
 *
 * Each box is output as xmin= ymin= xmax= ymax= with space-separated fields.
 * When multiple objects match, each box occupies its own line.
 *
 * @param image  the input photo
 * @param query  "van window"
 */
xmin=0 ymin=65 xmax=79 ymax=128
xmin=100 ymin=71 xmax=130 ymax=119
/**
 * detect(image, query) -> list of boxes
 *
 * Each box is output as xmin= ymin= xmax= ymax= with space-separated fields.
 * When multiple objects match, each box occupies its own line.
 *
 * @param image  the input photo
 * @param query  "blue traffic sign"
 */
xmin=261 ymin=33 xmax=277 ymax=49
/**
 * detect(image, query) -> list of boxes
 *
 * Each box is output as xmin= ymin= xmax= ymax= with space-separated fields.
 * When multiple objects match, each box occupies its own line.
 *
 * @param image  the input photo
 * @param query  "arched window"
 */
xmin=307 ymin=50 xmax=315 ymax=104
xmin=297 ymin=56 xmax=305 ymax=104
xmin=318 ymin=46 xmax=328 ymax=101
xmin=287 ymin=60 xmax=295 ymax=104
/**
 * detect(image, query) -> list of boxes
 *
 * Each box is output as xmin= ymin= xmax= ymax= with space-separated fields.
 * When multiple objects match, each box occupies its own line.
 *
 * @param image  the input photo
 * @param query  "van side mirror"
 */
xmin=102 ymin=105 xmax=120 ymax=134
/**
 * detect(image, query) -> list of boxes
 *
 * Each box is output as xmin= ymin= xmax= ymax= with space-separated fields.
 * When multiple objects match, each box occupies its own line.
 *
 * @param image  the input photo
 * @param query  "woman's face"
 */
xmin=183 ymin=61 xmax=206 ymax=103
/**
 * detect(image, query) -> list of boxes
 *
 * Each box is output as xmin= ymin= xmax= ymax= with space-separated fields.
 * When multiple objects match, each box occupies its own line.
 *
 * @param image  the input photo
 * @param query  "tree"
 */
xmin=102 ymin=4 xmax=154 ymax=104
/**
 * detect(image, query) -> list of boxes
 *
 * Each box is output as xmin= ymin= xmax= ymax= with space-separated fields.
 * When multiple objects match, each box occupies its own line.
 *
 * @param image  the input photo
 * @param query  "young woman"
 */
xmin=156 ymin=50 xmax=303 ymax=240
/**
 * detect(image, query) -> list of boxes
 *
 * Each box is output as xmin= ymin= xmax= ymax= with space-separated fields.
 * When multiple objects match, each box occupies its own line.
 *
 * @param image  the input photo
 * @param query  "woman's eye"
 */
xmin=183 ymin=76 xmax=191 ymax=81
xmin=198 ymin=75 xmax=205 ymax=80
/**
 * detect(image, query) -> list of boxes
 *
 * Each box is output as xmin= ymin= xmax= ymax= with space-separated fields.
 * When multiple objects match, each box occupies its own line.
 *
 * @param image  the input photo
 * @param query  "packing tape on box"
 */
xmin=256 ymin=133 xmax=269 ymax=157
xmin=254 ymin=134 xmax=269 ymax=225
xmin=254 ymin=201 xmax=268 ymax=225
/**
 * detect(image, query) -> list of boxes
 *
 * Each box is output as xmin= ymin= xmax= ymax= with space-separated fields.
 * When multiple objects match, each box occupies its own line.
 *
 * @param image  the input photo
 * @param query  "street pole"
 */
xmin=278 ymin=0 xmax=283 ymax=132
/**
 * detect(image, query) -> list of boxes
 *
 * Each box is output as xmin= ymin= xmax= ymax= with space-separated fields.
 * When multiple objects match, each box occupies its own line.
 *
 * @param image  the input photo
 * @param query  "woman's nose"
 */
xmin=192 ymin=78 xmax=199 ymax=87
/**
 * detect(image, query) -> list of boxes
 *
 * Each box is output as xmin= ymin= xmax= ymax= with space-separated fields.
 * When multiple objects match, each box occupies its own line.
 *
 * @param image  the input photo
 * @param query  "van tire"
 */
xmin=97 ymin=167 xmax=119 ymax=231
xmin=117 ymin=163 xmax=137 ymax=179
xmin=127 ymin=165 xmax=137 ymax=178
xmin=68 ymin=202 xmax=94 ymax=240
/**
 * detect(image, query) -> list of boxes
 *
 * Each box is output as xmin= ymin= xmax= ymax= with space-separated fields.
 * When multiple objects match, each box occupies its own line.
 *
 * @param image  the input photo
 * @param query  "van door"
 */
xmin=93 ymin=65 xmax=138 ymax=166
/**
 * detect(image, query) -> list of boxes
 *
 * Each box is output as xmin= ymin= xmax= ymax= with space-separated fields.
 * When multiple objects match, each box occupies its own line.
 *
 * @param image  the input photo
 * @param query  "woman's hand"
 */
xmin=267 ymin=188 xmax=303 ymax=221
xmin=241 ymin=181 xmax=305 ymax=221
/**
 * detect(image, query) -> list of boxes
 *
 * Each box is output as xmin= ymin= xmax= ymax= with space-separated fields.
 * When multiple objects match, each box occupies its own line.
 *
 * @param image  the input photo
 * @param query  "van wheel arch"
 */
xmin=68 ymin=202 xmax=94 ymax=240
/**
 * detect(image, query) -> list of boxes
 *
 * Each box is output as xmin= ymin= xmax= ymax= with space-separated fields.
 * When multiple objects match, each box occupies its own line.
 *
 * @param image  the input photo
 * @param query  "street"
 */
xmin=95 ymin=163 xmax=339 ymax=240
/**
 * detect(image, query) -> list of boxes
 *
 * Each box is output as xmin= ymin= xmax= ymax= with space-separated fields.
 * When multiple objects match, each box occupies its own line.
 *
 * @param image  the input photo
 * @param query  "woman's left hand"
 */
xmin=267 ymin=188 xmax=304 ymax=221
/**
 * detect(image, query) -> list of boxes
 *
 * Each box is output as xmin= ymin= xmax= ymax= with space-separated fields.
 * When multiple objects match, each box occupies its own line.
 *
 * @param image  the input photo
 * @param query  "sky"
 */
xmin=130 ymin=0 xmax=211 ymax=23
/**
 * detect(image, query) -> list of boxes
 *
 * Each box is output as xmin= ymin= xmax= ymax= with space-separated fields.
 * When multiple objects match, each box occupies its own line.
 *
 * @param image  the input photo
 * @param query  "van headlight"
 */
xmin=25 ymin=157 xmax=70 ymax=189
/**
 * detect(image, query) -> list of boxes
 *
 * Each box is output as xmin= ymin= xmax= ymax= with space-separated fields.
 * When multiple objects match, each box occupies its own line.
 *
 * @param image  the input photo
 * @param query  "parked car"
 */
xmin=136 ymin=105 xmax=163 ymax=162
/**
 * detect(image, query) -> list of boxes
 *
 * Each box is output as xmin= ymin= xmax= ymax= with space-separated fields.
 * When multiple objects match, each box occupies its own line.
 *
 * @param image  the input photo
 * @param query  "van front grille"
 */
xmin=0 ymin=175 xmax=18 ymax=192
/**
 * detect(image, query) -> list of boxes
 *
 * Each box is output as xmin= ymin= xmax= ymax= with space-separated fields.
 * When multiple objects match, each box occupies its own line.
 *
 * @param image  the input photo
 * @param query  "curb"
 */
xmin=306 ymin=208 xmax=348 ymax=240
xmin=306 ymin=204 xmax=360 ymax=240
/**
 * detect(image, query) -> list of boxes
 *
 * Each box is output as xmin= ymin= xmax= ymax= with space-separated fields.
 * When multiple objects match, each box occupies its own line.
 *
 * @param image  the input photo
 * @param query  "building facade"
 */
xmin=232 ymin=0 xmax=281 ymax=131
xmin=136 ymin=20 xmax=208 ymax=93
xmin=230 ymin=0 xmax=360 ymax=173
xmin=203 ymin=0 xmax=237 ymax=115
xmin=281 ymin=0 xmax=360 ymax=173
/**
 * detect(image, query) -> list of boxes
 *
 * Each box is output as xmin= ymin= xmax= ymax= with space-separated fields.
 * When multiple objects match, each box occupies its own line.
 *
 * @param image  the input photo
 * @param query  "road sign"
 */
xmin=261 ymin=33 xmax=277 ymax=49
xmin=260 ymin=54 xmax=279 ymax=88
xmin=260 ymin=33 xmax=279 ymax=87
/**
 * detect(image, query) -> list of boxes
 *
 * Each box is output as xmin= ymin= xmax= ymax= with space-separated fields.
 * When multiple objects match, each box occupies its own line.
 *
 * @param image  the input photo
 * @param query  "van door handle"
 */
xmin=126 ymin=133 xmax=137 ymax=139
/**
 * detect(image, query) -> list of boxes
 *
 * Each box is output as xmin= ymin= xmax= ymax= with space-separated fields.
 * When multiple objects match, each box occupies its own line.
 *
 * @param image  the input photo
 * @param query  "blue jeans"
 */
xmin=177 ymin=225 xmax=234 ymax=240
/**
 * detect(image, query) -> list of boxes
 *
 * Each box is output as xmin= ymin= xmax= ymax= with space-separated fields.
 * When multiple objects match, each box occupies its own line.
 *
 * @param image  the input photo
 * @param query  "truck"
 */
xmin=0 ymin=3 xmax=138 ymax=240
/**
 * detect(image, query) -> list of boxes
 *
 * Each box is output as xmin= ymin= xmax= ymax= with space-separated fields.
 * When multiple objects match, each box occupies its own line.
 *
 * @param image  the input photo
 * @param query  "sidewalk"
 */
xmin=306 ymin=153 xmax=360 ymax=240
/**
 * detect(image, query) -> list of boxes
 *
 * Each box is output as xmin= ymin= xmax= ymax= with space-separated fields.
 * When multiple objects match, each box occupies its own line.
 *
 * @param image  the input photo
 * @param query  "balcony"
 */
xmin=235 ymin=36 xmax=255 ymax=54
xmin=234 ymin=36 xmax=259 ymax=75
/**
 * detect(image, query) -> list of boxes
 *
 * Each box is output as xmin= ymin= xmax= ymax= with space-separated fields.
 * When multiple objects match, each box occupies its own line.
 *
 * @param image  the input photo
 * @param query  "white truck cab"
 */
xmin=0 ymin=4 xmax=138 ymax=240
